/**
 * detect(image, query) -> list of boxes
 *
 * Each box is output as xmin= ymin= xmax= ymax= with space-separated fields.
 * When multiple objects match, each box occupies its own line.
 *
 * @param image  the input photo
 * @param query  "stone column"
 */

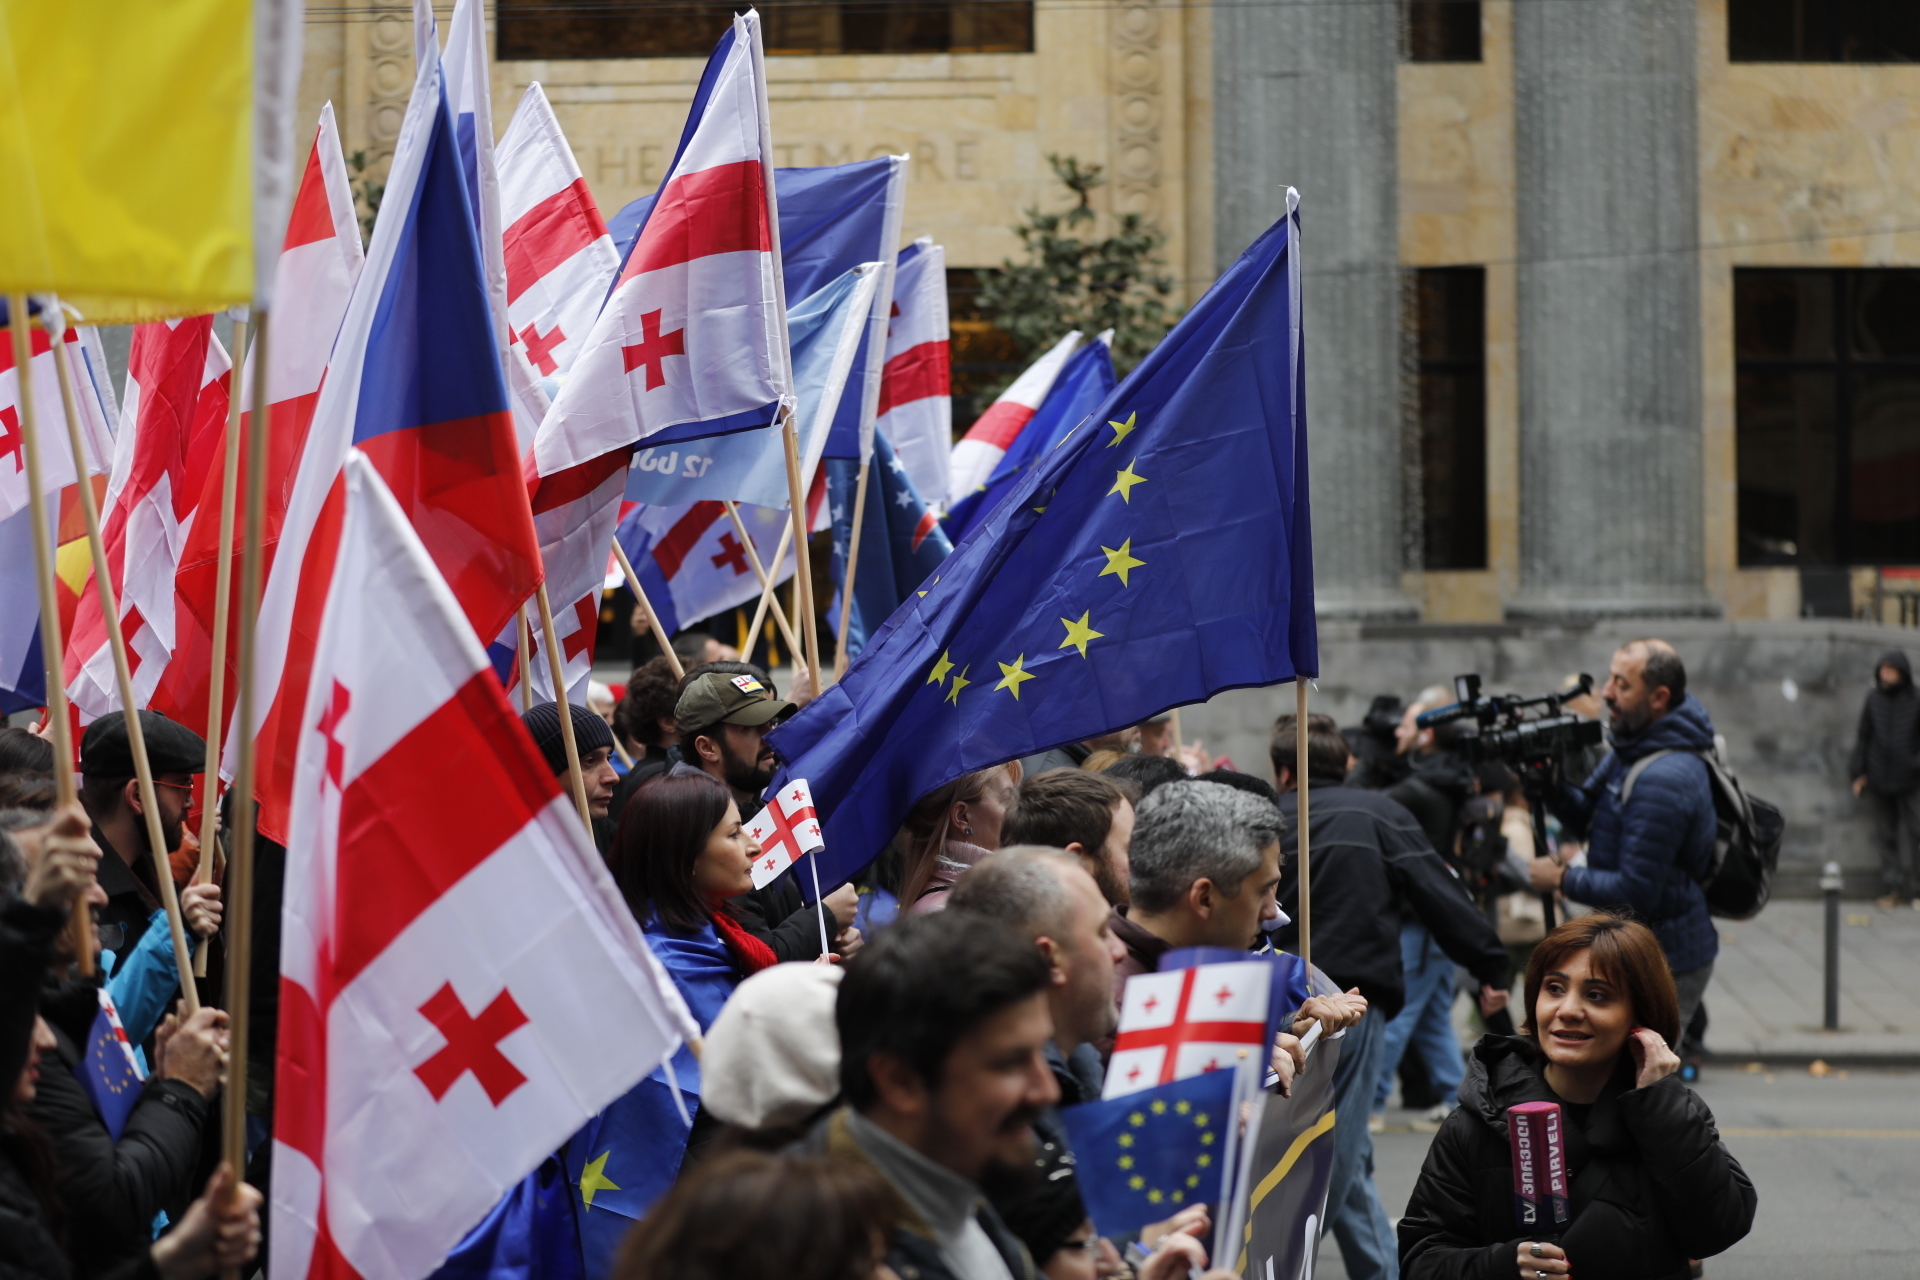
xmin=1509 ymin=0 xmax=1716 ymax=619
xmin=1214 ymin=0 xmax=1413 ymax=618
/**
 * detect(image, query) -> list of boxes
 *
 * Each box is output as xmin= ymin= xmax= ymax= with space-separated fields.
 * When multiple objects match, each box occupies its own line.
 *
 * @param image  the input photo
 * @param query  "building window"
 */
xmin=499 ymin=0 xmax=1034 ymax=61
xmin=1405 ymin=2 xmax=1481 ymax=63
xmin=1416 ymin=267 xmax=1487 ymax=571
xmin=1730 ymin=1 xmax=1920 ymax=62
xmin=1736 ymin=269 xmax=1920 ymax=566
xmin=946 ymin=268 xmax=1023 ymax=436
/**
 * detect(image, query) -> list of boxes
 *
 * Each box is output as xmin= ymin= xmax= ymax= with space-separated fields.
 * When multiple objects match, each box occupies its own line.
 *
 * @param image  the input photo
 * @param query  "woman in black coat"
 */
xmin=1398 ymin=913 xmax=1755 ymax=1280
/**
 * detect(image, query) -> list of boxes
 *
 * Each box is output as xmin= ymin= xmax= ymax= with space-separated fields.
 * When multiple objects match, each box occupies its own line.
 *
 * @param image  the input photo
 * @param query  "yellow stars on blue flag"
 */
xmin=578 ymin=1150 xmax=620 ymax=1211
xmin=1099 ymin=539 xmax=1145 ymax=588
xmin=1107 ymin=411 xmax=1138 ymax=447
xmin=1059 ymin=611 xmax=1103 ymax=659
xmin=944 ymin=665 xmax=971 ymax=705
xmin=995 ymin=655 xmax=1035 ymax=700
xmin=1109 ymin=458 xmax=1147 ymax=503
xmin=927 ymin=650 xmax=954 ymax=686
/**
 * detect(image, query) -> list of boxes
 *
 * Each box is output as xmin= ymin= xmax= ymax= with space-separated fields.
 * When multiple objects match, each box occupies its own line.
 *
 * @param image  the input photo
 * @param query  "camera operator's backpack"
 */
xmin=1620 ymin=748 xmax=1784 ymax=920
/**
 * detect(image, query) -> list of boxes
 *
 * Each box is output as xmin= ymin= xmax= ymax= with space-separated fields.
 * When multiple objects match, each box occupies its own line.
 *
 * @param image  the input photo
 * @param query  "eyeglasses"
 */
xmin=151 ymin=780 xmax=196 ymax=812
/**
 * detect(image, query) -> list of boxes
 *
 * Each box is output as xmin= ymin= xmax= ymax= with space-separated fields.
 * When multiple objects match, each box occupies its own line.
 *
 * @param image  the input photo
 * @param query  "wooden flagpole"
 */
xmin=742 ymin=520 xmax=794 ymax=659
xmin=720 ymin=500 xmax=801 ymax=660
xmin=221 ymin=307 xmax=271 ymax=1227
xmin=7 ymin=296 xmax=91 ymax=974
xmin=515 ymin=606 xmax=534 ymax=713
xmin=193 ymin=310 xmax=247 ymax=978
xmin=1296 ymin=678 xmax=1311 ymax=974
xmin=48 ymin=309 xmax=198 ymax=1012
xmin=831 ymin=459 xmax=873 ymax=682
xmin=536 ymin=583 xmax=593 ymax=830
xmin=777 ymin=404 xmax=822 ymax=693
xmin=609 ymin=539 xmax=683 ymax=680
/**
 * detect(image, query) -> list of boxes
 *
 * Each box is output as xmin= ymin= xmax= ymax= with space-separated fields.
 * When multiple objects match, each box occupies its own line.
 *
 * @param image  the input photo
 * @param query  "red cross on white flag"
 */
xmin=744 ymin=777 xmax=826 ymax=889
xmin=1102 ymin=959 xmax=1274 ymax=1099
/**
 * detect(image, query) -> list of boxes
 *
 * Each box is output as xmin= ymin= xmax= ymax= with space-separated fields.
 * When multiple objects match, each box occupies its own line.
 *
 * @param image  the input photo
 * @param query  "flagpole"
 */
xmin=778 ymin=404 xmax=822 ymax=693
xmin=515 ymin=606 xmax=534 ymax=713
xmin=7 ymin=296 xmax=91 ymax=975
xmin=48 ymin=307 xmax=198 ymax=1012
xmin=536 ymin=583 xmax=594 ymax=830
xmin=721 ymin=500 xmax=801 ymax=660
xmin=831 ymin=459 xmax=873 ymax=683
xmin=807 ymin=853 xmax=831 ymax=955
xmin=221 ymin=307 xmax=272 ymax=1245
xmin=1296 ymin=678 xmax=1311 ymax=974
xmin=609 ymin=539 xmax=683 ymax=680
xmin=194 ymin=310 xmax=248 ymax=978
xmin=741 ymin=519 xmax=794 ymax=659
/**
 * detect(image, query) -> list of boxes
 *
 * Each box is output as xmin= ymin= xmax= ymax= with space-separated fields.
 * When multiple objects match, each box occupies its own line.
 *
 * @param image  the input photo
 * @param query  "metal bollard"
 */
xmin=1820 ymin=861 xmax=1843 ymax=1032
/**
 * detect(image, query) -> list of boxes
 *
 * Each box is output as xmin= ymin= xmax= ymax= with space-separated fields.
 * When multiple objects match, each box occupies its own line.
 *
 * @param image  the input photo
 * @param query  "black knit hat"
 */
xmin=985 ymin=1139 xmax=1087 ymax=1265
xmin=521 ymin=701 xmax=616 ymax=776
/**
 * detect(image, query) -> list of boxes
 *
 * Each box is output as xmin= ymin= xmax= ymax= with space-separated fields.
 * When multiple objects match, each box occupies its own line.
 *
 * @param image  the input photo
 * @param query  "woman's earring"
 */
xmin=960 ymin=823 xmax=974 ymax=837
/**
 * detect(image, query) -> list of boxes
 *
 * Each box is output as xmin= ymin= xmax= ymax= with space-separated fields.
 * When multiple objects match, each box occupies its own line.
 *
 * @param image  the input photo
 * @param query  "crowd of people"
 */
xmin=0 ymin=634 xmax=1764 ymax=1279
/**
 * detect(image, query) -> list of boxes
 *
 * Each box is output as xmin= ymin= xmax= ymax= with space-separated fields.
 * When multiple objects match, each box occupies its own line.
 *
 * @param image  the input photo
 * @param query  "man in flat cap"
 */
xmin=521 ymin=700 xmax=622 ymax=852
xmin=78 ymin=710 xmax=222 ymax=965
xmin=671 ymin=664 xmax=861 ymax=962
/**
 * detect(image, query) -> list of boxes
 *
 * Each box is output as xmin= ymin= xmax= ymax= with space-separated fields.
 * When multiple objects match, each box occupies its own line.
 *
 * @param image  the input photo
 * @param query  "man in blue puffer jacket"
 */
xmin=1528 ymin=639 xmax=1720 ymax=1032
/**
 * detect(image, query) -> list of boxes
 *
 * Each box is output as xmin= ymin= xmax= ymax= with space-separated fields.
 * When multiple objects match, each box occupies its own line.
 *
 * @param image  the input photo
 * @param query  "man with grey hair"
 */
xmin=1111 ymin=780 xmax=1286 ymax=988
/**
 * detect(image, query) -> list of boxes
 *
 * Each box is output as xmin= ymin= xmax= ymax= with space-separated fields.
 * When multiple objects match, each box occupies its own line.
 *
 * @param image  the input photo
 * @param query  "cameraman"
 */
xmin=1528 ymin=639 xmax=1720 ymax=1033
xmin=1386 ymin=686 xmax=1476 ymax=857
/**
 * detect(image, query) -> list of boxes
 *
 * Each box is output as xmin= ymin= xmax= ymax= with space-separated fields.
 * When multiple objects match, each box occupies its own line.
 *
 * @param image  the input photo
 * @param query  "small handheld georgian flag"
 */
xmin=745 ymin=778 xmax=825 ymax=889
xmin=1104 ymin=959 xmax=1274 ymax=1099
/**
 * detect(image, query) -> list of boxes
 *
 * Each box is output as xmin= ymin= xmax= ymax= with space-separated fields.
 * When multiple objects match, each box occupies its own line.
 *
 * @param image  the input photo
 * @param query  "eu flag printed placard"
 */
xmin=769 ymin=198 xmax=1314 ymax=886
xmin=75 ymin=990 xmax=143 ymax=1141
xmin=1058 ymin=1070 xmax=1239 ymax=1237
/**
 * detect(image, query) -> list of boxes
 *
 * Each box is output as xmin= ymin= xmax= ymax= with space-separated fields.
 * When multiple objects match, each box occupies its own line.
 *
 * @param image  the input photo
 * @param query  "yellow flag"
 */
xmin=0 ymin=0 xmax=252 ymax=322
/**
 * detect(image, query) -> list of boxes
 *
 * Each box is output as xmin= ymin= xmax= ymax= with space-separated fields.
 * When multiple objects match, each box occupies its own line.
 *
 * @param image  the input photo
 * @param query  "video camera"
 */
xmin=1415 ymin=673 xmax=1603 ymax=773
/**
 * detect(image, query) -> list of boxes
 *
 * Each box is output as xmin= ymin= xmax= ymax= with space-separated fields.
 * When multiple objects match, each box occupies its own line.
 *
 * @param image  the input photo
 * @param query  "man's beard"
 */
xmin=720 ymin=739 xmax=774 ymax=794
xmin=1608 ymin=701 xmax=1653 ymax=741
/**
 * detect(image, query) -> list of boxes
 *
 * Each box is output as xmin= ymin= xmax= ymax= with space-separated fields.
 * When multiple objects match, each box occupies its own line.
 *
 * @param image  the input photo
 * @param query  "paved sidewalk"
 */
xmin=1705 ymin=899 xmax=1920 ymax=1063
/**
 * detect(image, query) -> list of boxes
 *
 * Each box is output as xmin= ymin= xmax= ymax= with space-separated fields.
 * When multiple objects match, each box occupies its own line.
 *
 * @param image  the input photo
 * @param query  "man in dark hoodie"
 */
xmin=1530 ymin=639 xmax=1720 ymax=1032
xmin=1849 ymin=650 xmax=1920 ymax=910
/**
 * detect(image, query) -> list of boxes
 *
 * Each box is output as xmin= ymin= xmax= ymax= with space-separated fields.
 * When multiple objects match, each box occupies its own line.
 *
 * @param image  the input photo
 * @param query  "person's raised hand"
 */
xmin=832 ymin=923 xmax=863 ymax=958
xmin=1528 ymin=856 xmax=1565 ymax=893
xmin=823 ymin=883 xmax=859 ymax=930
xmin=151 ymin=1164 xmax=263 ymax=1280
xmin=180 ymin=882 xmax=223 ymax=940
xmin=1514 ymin=1240 xmax=1571 ymax=1279
xmin=23 ymin=827 xmax=94 ymax=913
xmin=1627 ymin=1026 xmax=1680 ymax=1090
xmin=1853 ymin=776 xmax=1868 ymax=798
xmin=159 ymin=1004 xmax=229 ymax=1099
xmin=1270 ymin=1032 xmax=1304 ymax=1097
xmin=1296 ymin=987 xmax=1368 ymax=1034
xmin=1137 ymin=1231 xmax=1210 ymax=1280
xmin=1478 ymin=984 xmax=1511 ymax=1018
xmin=1137 ymin=1202 xmax=1208 ymax=1252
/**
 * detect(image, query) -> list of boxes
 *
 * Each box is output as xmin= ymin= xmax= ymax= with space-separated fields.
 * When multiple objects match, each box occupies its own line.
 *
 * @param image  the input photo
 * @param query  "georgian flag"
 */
xmin=497 ymin=82 xmax=621 ymax=389
xmin=874 ymin=239 xmax=952 ymax=506
xmin=1104 ymin=960 xmax=1274 ymax=1099
xmin=945 ymin=329 xmax=1081 ymax=507
xmin=0 ymin=308 xmax=116 ymax=525
xmin=745 ymin=777 xmax=826 ymax=889
xmin=65 ymin=317 xmax=230 ymax=723
xmin=270 ymin=452 xmax=697 ymax=1280
xmin=611 ymin=498 xmax=796 ymax=639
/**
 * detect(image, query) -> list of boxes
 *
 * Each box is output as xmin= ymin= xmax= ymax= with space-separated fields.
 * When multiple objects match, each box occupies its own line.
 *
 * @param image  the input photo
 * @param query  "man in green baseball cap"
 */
xmin=672 ymin=668 xmax=796 ymax=812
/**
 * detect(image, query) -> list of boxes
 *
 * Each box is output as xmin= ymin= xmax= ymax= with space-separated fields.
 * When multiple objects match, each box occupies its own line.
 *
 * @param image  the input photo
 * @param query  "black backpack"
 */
xmin=1620 ymin=748 xmax=1784 ymax=920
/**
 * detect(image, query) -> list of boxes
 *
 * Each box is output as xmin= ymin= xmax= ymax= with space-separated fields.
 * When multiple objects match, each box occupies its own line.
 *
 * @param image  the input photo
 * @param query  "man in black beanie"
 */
xmin=521 ymin=701 xmax=621 ymax=848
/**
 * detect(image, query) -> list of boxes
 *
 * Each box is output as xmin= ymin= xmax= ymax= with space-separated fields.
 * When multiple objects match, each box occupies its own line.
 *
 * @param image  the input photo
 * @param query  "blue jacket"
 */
xmin=1554 ymin=695 xmax=1720 ymax=975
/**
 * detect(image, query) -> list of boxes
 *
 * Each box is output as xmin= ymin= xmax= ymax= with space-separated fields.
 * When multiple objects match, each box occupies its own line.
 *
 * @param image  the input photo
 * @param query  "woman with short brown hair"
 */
xmin=1398 ymin=914 xmax=1756 ymax=1280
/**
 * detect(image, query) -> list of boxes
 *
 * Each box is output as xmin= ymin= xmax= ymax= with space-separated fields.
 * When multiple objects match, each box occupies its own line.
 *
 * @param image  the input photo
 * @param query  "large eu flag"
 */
xmin=768 ymin=200 xmax=1314 ymax=885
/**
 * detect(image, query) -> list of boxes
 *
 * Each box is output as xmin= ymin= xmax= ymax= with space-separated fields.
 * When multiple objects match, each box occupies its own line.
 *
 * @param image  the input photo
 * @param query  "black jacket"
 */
xmin=1398 ymin=1036 xmax=1755 ymax=1280
xmin=1849 ymin=650 xmax=1920 ymax=795
xmin=2 ymin=896 xmax=70 ymax=1280
xmin=1274 ymin=784 xmax=1508 ymax=1019
xmin=1386 ymin=751 xmax=1474 ymax=859
xmin=29 ymin=979 xmax=212 ymax=1280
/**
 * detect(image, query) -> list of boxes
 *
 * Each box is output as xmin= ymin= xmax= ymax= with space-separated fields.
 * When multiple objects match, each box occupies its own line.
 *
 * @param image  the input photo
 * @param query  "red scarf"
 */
xmin=710 ymin=903 xmax=778 ymax=975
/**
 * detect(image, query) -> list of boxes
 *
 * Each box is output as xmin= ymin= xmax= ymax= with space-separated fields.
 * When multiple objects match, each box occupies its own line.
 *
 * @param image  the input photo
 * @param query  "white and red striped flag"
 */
xmin=269 ymin=451 xmax=696 ymax=1280
xmin=65 ymin=318 xmax=230 ymax=722
xmin=945 ymin=329 xmax=1081 ymax=507
xmin=155 ymin=104 xmax=365 ymax=743
xmin=497 ymin=82 xmax=621 ymax=390
xmin=874 ymin=238 xmax=952 ymax=506
xmin=745 ymin=776 xmax=826 ymax=889
xmin=0 ymin=309 xmax=116 ymax=526
xmin=1105 ymin=959 xmax=1274 ymax=1099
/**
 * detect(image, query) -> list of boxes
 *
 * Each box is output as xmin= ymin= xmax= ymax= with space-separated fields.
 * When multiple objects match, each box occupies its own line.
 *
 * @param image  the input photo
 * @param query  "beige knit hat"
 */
xmin=700 ymin=961 xmax=844 ymax=1129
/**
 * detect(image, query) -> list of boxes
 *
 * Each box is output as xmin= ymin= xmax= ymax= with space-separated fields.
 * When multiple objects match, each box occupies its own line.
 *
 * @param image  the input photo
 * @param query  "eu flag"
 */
xmin=768 ymin=200 xmax=1314 ymax=884
xmin=1056 ymin=1070 xmax=1239 ymax=1237
xmin=827 ymin=429 xmax=953 ymax=660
